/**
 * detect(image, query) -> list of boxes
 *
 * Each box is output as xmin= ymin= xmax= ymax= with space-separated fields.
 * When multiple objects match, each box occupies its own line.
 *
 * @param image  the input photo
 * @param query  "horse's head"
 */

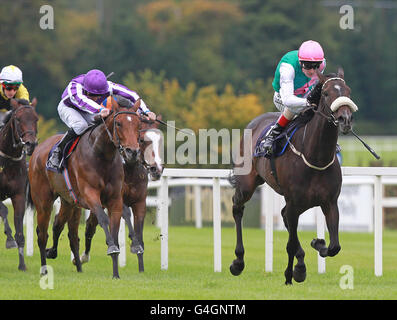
xmin=139 ymin=115 xmax=164 ymax=180
xmin=107 ymin=97 xmax=142 ymax=165
xmin=9 ymin=98 xmax=39 ymax=155
xmin=316 ymin=68 xmax=358 ymax=135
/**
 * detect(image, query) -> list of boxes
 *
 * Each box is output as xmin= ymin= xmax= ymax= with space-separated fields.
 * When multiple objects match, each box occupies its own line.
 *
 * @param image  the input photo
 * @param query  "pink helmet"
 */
xmin=298 ymin=40 xmax=324 ymax=62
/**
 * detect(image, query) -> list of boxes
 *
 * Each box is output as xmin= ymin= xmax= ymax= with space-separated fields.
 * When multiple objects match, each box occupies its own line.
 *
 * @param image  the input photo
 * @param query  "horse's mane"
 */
xmin=15 ymin=99 xmax=30 ymax=106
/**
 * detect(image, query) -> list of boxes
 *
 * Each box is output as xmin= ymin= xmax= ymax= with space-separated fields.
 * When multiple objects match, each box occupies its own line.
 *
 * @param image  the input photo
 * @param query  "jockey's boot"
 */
xmin=256 ymin=122 xmax=284 ymax=156
xmin=47 ymin=128 xmax=78 ymax=170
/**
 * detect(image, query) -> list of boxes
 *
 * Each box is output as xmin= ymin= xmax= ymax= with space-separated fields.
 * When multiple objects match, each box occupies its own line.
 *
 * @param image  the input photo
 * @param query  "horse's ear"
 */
xmin=132 ymin=99 xmax=141 ymax=112
xmin=110 ymin=96 xmax=119 ymax=112
xmin=10 ymin=98 xmax=19 ymax=110
xmin=337 ymin=67 xmax=344 ymax=79
xmin=316 ymin=69 xmax=326 ymax=84
xmin=30 ymin=97 xmax=37 ymax=108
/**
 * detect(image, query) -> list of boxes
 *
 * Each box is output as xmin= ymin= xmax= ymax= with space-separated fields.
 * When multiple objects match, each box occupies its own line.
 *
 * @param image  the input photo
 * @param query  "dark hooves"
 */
xmin=130 ymin=244 xmax=144 ymax=254
xmin=229 ymin=260 xmax=245 ymax=276
xmin=46 ymin=248 xmax=57 ymax=259
xmin=107 ymin=245 xmax=120 ymax=255
xmin=6 ymin=239 xmax=17 ymax=249
xmin=293 ymin=265 xmax=307 ymax=283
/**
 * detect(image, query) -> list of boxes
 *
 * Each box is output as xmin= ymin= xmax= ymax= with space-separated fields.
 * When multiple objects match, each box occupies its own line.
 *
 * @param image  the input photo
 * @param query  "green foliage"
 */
xmin=0 ymin=0 xmax=395 ymax=133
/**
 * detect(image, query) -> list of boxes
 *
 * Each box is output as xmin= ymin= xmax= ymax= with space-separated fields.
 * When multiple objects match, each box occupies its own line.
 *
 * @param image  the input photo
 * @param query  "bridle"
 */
xmin=11 ymin=104 xmax=38 ymax=148
xmin=101 ymin=110 xmax=141 ymax=156
xmin=311 ymin=77 xmax=346 ymax=127
xmin=0 ymin=104 xmax=37 ymax=161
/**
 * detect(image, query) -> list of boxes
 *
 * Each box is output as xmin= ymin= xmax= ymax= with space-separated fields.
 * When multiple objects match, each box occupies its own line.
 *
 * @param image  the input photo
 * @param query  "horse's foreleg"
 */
xmin=11 ymin=194 xmax=27 ymax=271
xmin=121 ymin=204 xmax=136 ymax=244
xmin=281 ymin=206 xmax=306 ymax=283
xmin=108 ymin=198 xmax=123 ymax=279
xmin=283 ymin=204 xmax=301 ymax=285
xmin=68 ymin=207 xmax=82 ymax=272
xmin=131 ymin=201 xmax=146 ymax=272
xmin=36 ymin=206 xmax=52 ymax=276
xmin=0 ymin=202 xmax=17 ymax=249
xmin=312 ymin=202 xmax=341 ymax=258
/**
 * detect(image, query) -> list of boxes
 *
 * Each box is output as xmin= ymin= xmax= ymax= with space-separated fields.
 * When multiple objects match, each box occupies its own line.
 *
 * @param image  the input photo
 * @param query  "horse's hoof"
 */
xmin=112 ymin=275 xmax=120 ymax=280
xmin=107 ymin=245 xmax=120 ymax=255
xmin=311 ymin=238 xmax=326 ymax=250
xmin=46 ymin=248 xmax=57 ymax=259
xmin=80 ymin=253 xmax=90 ymax=264
xmin=229 ymin=260 xmax=244 ymax=276
xmin=6 ymin=239 xmax=17 ymax=249
xmin=18 ymin=264 xmax=27 ymax=272
xmin=285 ymin=280 xmax=293 ymax=286
xmin=293 ymin=266 xmax=306 ymax=283
xmin=130 ymin=244 xmax=144 ymax=254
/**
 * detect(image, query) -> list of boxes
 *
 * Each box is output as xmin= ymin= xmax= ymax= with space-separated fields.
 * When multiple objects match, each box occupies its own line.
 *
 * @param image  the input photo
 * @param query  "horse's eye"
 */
xmin=116 ymin=121 xmax=121 ymax=127
xmin=323 ymin=92 xmax=328 ymax=97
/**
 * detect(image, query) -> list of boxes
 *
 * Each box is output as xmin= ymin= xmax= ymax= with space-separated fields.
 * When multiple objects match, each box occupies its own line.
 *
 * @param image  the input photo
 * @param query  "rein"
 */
xmin=101 ymin=110 xmax=141 ymax=156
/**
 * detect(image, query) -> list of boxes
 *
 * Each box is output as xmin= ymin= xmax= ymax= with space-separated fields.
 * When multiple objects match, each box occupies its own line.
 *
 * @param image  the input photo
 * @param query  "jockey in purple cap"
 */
xmin=47 ymin=69 xmax=156 ymax=170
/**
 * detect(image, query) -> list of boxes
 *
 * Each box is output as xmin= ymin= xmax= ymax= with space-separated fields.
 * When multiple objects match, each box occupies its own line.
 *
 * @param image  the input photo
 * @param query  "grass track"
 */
xmin=0 ymin=224 xmax=397 ymax=300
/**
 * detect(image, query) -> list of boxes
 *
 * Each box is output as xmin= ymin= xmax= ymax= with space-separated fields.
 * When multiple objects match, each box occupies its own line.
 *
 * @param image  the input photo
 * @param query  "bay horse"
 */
xmin=28 ymin=98 xmax=142 ymax=278
xmin=0 ymin=98 xmax=38 ymax=271
xmin=229 ymin=68 xmax=358 ymax=284
xmin=80 ymin=116 xmax=164 ymax=272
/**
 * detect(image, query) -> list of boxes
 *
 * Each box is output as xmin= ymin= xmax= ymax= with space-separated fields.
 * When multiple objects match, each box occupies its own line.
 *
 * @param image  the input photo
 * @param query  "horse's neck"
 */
xmin=90 ymin=122 xmax=117 ymax=160
xmin=300 ymin=110 xmax=338 ymax=164
xmin=0 ymin=121 xmax=22 ymax=157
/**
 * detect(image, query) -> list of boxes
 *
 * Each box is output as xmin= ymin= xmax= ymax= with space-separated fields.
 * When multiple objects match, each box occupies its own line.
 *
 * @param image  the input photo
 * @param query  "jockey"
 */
xmin=257 ymin=40 xmax=326 ymax=156
xmin=47 ymin=69 xmax=156 ymax=170
xmin=0 ymin=65 xmax=30 ymax=126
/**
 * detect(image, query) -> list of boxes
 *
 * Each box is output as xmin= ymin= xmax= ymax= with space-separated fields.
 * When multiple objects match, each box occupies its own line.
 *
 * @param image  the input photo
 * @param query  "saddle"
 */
xmin=254 ymin=109 xmax=315 ymax=159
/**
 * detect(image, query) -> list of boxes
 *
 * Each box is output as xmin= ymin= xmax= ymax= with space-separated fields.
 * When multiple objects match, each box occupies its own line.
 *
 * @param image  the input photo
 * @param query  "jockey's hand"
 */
xmin=144 ymin=112 xmax=156 ymax=121
xmin=100 ymin=108 xmax=110 ymax=118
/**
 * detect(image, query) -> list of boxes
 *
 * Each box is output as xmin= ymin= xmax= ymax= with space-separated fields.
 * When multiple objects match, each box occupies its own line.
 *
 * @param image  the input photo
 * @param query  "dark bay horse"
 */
xmin=80 ymin=117 xmax=164 ymax=272
xmin=229 ymin=68 xmax=358 ymax=284
xmin=28 ymin=98 xmax=142 ymax=278
xmin=0 ymin=98 xmax=38 ymax=271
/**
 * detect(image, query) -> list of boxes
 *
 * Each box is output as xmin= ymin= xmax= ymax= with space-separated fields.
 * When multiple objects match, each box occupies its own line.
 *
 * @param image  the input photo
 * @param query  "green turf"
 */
xmin=0 ymin=221 xmax=397 ymax=300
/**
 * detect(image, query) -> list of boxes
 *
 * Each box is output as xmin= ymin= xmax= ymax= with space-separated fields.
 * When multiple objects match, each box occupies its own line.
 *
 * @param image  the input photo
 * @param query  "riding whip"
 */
xmin=106 ymin=72 xmax=115 ymax=79
xmin=350 ymin=129 xmax=380 ymax=160
xmin=155 ymin=118 xmax=195 ymax=136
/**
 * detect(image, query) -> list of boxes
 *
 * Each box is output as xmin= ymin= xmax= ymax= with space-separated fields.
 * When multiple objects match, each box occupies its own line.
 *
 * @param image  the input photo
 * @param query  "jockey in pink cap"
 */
xmin=47 ymin=69 xmax=156 ymax=171
xmin=256 ymin=40 xmax=326 ymax=156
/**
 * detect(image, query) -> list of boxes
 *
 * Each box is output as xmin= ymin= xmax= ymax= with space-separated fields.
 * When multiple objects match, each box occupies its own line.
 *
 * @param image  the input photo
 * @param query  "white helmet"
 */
xmin=0 ymin=65 xmax=23 ymax=84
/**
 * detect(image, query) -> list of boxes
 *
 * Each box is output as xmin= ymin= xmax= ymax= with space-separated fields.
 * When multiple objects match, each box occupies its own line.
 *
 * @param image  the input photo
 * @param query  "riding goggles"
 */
xmin=300 ymin=61 xmax=321 ymax=70
xmin=2 ymin=83 xmax=20 ymax=91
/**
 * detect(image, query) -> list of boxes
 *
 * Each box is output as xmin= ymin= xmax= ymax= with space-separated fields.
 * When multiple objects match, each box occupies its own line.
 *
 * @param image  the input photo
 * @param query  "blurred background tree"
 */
xmin=0 ymin=0 xmax=395 ymax=135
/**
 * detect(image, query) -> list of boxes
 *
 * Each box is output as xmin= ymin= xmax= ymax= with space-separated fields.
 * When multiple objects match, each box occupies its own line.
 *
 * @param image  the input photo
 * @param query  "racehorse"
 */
xmin=80 ymin=116 xmax=164 ymax=272
xmin=0 ymin=98 xmax=38 ymax=271
xmin=28 ymin=98 xmax=142 ymax=278
xmin=229 ymin=68 xmax=358 ymax=285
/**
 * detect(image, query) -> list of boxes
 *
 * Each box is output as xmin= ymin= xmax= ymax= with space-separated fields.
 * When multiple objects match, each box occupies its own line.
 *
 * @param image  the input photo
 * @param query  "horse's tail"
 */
xmin=25 ymin=179 xmax=34 ymax=210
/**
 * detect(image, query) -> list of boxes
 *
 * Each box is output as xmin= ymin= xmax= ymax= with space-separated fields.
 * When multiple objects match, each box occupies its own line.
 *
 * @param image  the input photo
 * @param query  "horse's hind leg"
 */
xmin=230 ymin=173 xmax=263 ymax=276
xmin=0 ymin=202 xmax=17 ymax=249
xmin=46 ymin=200 xmax=69 ymax=259
xmin=68 ymin=207 xmax=82 ymax=272
xmin=281 ymin=206 xmax=306 ymax=283
xmin=311 ymin=201 xmax=341 ymax=257
xmin=81 ymin=211 xmax=98 ymax=263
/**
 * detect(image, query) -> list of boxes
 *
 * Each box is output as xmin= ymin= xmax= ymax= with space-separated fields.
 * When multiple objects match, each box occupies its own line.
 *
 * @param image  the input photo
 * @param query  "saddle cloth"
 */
xmin=253 ymin=110 xmax=314 ymax=159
